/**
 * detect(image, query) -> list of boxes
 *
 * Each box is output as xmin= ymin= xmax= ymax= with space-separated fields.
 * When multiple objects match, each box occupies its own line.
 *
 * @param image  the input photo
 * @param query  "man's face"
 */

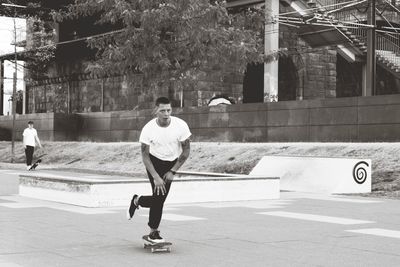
xmin=28 ymin=123 xmax=34 ymax=129
xmin=156 ymin=103 xmax=172 ymax=121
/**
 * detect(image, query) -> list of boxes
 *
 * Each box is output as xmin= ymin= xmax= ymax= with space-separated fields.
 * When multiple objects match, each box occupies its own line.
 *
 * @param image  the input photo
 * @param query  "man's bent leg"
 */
xmin=148 ymin=181 xmax=172 ymax=229
xmin=136 ymin=155 xmax=176 ymax=228
xmin=137 ymin=171 xmax=157 ymax=208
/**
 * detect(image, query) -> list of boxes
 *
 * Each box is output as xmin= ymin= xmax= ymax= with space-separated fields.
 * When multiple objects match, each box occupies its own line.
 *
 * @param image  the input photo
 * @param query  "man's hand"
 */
xmin=163 ymin=171 xmax=174 ymax=182
xmin=154 ymin=177 xmax=166 ymax=195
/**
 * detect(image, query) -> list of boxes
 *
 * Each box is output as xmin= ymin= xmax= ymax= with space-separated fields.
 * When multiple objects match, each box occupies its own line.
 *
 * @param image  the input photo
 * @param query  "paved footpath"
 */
xmin=1 ymin=169 xmax=400 ymax=267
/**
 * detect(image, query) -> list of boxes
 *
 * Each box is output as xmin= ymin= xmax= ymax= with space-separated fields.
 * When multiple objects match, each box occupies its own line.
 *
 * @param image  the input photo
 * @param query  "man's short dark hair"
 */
xmin=28 ymin=121 xmax=34 ymax=125
xmin=155 ymin=97 xmax=170 ymax=106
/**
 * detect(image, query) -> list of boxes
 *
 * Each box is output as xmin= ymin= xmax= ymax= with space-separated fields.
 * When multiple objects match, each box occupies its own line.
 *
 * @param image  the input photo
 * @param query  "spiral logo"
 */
xmin=353 ymin=161 xmax=369 ymax=184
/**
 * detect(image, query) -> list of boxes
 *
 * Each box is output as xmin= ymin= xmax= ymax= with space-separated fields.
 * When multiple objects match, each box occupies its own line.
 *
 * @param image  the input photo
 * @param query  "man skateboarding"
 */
xmin=127 ymin=97 xmax=191 ymax=243
xmin=23 ymin=121 xmax=42 ymax=171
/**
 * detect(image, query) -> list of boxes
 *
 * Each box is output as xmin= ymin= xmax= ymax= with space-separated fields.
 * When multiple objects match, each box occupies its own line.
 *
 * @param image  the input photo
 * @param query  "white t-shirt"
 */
xmin=23 ymin=128 xmax=38 ymax=147
xmin=139 ymin=116 xmax=191 ymax=161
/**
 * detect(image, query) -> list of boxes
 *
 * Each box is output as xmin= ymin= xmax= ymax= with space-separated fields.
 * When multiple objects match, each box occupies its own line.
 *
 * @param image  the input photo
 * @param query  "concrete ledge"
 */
xmin=250 ymin=156 xmax=371 ymax=194
xmin=19 ymin=171 xmax=280 ymax=207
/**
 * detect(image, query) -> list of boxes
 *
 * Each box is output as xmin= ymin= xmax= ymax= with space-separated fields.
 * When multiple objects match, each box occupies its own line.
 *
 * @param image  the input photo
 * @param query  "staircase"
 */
xmin=227 ymin=0 xmax=400 ymax=78
xmin=377 ymin=50 xmax=400 ymax=74
xmin=283 ymin=0 xmax=400 ymax=78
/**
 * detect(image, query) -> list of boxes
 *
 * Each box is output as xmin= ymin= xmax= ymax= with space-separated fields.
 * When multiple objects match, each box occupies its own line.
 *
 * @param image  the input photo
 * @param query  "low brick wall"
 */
xmin=0 ymin=113 xmax=79 ymax=141
xmin=1 ymin=94 xmax=400 ymax=142
xmin=180 ymin=94 xmax=400 ymax=142
xmin=0 ymin=127 xmax=10 ymax=140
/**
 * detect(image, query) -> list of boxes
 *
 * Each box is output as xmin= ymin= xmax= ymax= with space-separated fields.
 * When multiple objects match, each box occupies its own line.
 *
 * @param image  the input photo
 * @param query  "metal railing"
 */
xmin=313 ymin=0 xmax=367 ymax=21
xmin=282 ymin=0 xmax=400 ymax=71
xmin=376 ymin=33 xmax=400 ymax=71
xmin=378 ymin=31 xmax=400 ymax=47
xmin=312 ymin=0 xmax=400 ymax=23
xmin=310 ymin=0 xmax=400 ymax=71
xmin=348 ymin=25 xmax=367 ymax=43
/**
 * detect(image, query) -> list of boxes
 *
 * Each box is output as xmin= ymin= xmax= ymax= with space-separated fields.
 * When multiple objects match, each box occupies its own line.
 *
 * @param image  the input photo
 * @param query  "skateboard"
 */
xmin=29 ymin=159 xmax=42 ymax=170
xmin=28 ymin=154 xmax=46 ymax=171
xmin=142 ymin=235 xmax=172 ymax=253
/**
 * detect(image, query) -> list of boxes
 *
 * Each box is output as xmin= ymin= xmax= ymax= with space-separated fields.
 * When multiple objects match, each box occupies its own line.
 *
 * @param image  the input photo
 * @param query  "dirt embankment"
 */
xmin=0 ymin=141 xmax=399 ymax=199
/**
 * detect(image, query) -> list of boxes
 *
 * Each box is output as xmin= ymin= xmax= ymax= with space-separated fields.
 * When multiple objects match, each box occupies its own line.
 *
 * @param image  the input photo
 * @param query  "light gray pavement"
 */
xmin=1 ymin=168 xmax=400 ymax=267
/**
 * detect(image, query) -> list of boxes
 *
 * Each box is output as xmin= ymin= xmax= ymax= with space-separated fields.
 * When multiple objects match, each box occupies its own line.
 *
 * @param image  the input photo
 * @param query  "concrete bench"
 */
xmin=19 ymin=171 xmax=280 ymax=207
xmin=250 ymin=156 xmax=371 ymax=194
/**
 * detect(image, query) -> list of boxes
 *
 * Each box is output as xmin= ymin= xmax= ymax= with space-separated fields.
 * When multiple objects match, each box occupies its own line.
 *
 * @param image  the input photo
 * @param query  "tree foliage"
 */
xmin=24 ymin=18 xmax=56 ymax=80
xmin=54 ymin=0 xmax=265 ymax=85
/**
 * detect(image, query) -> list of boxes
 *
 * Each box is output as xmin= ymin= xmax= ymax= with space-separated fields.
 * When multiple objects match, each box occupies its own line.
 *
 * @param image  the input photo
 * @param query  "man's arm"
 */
xmin=34 ymin=135 xmax=42 ymax=148
xmin=172 ymin=138 xmax=190 ymax=172
xmin=23 ymin=133 xmax=26 ymax=149
xmin=141 ymin=143 xmax=166 ymax=195
xmin=164 ymin=138 xmax=190 ymax=181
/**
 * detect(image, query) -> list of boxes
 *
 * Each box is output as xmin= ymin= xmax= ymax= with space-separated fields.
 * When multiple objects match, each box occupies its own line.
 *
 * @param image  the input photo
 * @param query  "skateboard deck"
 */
xmin=29 ymin=159 xmax=42 ymax=170
xmin=28 ymin=154 xmax=46 ymax=171
xmin=142 ymin=235 xmax=172 ymax=253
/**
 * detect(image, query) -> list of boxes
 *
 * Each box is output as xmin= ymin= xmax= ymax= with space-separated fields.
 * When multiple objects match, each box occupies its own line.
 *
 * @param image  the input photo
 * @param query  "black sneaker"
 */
xmin=127 ymin=194 xmax=139 ymax=220
xmin=149 ymin=230 xmax=165 ymax=243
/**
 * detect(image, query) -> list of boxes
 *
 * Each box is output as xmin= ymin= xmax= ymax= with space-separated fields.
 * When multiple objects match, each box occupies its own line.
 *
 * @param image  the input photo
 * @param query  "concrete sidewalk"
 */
xmin=1 ymin=169 xmax=400 ymax=266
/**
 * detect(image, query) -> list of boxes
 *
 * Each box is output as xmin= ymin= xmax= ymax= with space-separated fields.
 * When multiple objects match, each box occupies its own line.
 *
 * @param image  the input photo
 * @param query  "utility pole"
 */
xmin=0 ymin=60 xmax=3 ymax=115
xmin=366 ymin=0 xmax=376 ymax=96
xmin=2 ymin=2 xmax=27 ymax=163
xmin=11 ymin=17 xmax=18 ymax=163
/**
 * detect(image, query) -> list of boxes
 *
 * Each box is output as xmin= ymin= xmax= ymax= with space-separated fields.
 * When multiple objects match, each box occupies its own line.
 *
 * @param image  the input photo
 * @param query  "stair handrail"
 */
xmin=278 ymin=0 xmax=361 ymax=17
xmin=377 ymin=32 xmax=400 ymax=51
xmin=312 ymin=0 xmax=400 ymax=24
xmin=313 ymin=0 xmax=369 ymax=22
xmin=313 ymin=1 xmax=400 ymax=47
xmin=377 ymin=30 xmax=400 ymax=47
xmin=376 ymin=32 xmax=400 ymax=70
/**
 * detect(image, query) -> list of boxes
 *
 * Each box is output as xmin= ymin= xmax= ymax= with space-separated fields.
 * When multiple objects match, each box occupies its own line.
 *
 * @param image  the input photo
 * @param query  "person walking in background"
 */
xmin=23 ymin=121 xmax=42 ymax=170
xmin=127 ymin=97 xmax=191 ymax=243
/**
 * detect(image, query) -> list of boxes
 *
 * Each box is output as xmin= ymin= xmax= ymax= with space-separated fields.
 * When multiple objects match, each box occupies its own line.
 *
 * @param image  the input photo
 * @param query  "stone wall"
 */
xmin=279 ymin=25 xmax=337 ymax=101
xmin=25 ymin=68 xmax=244 ymax=114
xmin=25 ymin=42 xmax=338 ymax=115
xmin=27 ymin=74 xmax=146 ymax=114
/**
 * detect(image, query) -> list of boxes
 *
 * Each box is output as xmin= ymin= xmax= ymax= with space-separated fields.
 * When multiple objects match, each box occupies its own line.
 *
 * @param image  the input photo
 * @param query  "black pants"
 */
xmin=138 ymin=154 xmax=177 ymax=229
xmin=25 ymin=146 xmax=35 ymax=166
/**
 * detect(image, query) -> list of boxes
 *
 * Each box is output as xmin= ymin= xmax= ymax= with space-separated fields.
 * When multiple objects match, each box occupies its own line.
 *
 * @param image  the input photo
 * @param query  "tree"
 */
xmin=54 ymin=0 xmax=265 ymax=88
